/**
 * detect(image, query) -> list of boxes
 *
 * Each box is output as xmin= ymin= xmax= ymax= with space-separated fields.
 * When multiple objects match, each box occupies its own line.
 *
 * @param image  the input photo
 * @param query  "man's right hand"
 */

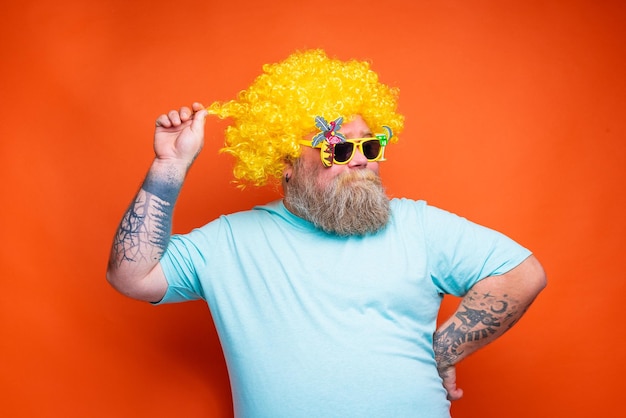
xmin=154 ymin=102 xmax=208 ymax=167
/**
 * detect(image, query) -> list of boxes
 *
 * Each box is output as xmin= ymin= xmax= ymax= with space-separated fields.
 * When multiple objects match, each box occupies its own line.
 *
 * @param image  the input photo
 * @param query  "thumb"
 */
xmin=190 ymin=108 xmax=208 ymax=135
xmin=438 ymin=365 xmax=464 ymax=401
xmin=445 ymin=384 xmax=464 ymax=401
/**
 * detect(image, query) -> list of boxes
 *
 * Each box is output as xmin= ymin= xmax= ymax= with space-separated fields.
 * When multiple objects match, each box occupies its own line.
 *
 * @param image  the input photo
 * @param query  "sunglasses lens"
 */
xmin=334 ymin=142 xmax=354 ymax=163
xmin=362 ymin=140 xmax=381 ymax=160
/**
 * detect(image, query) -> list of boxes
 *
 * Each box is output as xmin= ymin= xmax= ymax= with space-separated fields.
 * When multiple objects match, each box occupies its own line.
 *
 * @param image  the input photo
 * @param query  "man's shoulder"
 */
xmin=389 ymin=197 xmax=429 ymax=214
xmin=388 ymin=198 xmax=466 ymax=233
xmin=390 ymin=198 xmax=460 ymax=218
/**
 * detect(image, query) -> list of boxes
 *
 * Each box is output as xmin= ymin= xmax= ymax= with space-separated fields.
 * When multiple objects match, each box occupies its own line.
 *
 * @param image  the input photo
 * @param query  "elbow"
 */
xmin=105 ymin=262 xmax=136 ymax=298
xmin=105 ymin=261 xmax=116 ymax=288
xmin=527 ymin=254 xmax=548 ymax=297
xmin=105 ymin=266 xmax=126 ymax=295
xmin=538 ymin=266 xmax=548 ymax=291
xmin=105 ymin=262 xmax=167 ymax=303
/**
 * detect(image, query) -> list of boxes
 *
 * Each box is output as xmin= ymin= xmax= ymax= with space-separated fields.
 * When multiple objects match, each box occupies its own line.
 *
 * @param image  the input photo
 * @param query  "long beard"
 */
xmin=285 ymin=165 xmax=390 ymax=236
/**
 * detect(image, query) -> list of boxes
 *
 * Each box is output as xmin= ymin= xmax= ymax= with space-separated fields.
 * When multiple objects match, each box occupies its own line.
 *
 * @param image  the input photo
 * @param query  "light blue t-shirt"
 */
xmin=158 ymin=198 xmax=531 ymax=418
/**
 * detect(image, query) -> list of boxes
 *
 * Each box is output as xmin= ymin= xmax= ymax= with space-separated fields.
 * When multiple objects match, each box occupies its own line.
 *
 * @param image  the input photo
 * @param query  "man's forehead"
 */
xmin=337 ymin=115 xmax=372 ymax=137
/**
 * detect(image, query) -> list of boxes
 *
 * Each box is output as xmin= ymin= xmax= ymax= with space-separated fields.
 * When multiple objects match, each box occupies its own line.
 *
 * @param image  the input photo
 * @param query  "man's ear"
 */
xmin=283 ymin=157 xmax=294 ymax=184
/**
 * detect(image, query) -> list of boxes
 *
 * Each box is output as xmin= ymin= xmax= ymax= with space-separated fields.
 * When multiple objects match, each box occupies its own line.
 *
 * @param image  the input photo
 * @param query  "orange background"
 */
xmin=1 ymin=0 xmax=624 ymax=417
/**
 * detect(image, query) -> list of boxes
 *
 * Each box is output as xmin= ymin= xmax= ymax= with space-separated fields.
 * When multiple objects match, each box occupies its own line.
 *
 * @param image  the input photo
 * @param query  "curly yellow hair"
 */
xmin=208 ymin=49 xmax=404 ymax=187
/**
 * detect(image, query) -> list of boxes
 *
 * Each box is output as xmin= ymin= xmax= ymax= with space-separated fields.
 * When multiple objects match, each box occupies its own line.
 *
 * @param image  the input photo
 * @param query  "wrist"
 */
xmin=433 ymin=331 xmax=460 ymax=369
xmin=152 ymin=155 xmax=192 ymax=175
xmin=143 ymin=160 xmax=186 ymax=202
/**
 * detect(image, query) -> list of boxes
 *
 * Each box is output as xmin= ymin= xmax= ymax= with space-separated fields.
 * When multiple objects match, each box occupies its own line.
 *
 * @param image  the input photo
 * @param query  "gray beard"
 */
xmin=284 ymin=164 xmax=390 ymax=236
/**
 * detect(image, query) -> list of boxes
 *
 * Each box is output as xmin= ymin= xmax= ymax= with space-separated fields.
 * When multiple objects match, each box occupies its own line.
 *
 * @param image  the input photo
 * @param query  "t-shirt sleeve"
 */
xmin=422 ymin=204 xmax=532 ymax=296
xmin=153 ymin=227 xmax=213 ymax=305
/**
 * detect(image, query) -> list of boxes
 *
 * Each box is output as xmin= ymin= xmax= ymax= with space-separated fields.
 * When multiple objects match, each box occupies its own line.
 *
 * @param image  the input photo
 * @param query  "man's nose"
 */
xmin=348 ymin=145 xmax=368 ymax=167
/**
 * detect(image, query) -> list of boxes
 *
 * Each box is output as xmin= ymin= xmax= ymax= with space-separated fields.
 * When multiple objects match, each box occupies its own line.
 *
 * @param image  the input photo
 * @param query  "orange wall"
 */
xmin=1 ymin=1 xmax=624 ymax=417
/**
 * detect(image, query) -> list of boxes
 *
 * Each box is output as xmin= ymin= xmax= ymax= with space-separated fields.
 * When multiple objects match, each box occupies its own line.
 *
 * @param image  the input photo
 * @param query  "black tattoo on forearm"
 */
xmin=434 ymin=290 xmax=523 ymax=367
xmin=142 ymin=172 xmax=180 ymax=203
xmin=110 ymin=175 xmax=179 ymax=268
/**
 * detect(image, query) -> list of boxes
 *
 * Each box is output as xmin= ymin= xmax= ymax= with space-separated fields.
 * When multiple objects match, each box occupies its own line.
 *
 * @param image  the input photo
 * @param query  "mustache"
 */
xmin=335 ymin=169 xmax=381 ymax=186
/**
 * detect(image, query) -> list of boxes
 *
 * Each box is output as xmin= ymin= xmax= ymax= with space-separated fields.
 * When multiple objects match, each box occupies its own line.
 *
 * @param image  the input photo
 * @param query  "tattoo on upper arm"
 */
xmin=434 ymin=290 xmax=524 ymax=366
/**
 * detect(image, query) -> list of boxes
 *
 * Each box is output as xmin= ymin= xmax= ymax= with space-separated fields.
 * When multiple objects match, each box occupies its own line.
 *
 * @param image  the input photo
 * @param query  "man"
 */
xmin=107 ymin=50 xmax=546 ymax=417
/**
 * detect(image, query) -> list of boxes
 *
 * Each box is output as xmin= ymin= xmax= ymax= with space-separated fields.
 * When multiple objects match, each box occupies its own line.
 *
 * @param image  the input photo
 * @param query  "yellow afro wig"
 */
xmin=208 ymin=49 xmax=404 ymax=187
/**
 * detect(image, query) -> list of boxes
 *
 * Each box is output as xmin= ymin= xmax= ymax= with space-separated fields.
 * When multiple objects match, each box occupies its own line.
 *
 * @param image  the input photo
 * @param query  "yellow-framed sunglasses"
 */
xmin=298 ymin=133 xmax=390 ymax=167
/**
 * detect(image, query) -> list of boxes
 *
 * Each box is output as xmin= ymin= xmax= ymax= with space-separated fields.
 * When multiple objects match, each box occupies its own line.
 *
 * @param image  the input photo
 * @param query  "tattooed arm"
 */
xmin=106 ymin=103 xmax=208 ymax=302
xmin=433 ymin=255 xmax=546 ymax=400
